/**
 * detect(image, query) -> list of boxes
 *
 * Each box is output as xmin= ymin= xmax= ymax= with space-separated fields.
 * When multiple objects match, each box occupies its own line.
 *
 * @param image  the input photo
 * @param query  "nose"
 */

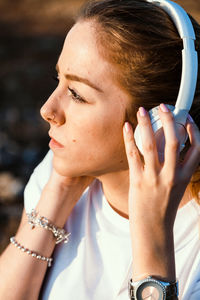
xmin=40 ymin=91 xmax=65 ymax=125
xmin=40 ymin=105 xmax=56 ymax=123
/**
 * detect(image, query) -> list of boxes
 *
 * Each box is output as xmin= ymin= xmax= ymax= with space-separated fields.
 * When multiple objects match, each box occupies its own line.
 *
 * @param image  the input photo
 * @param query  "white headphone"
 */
xmin=134 ymin=0 xmax=198 ymax=156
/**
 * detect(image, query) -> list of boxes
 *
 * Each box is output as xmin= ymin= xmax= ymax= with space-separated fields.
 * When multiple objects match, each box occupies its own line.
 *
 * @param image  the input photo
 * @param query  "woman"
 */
xmin=0 ymin=0 xmax=200 ymax=299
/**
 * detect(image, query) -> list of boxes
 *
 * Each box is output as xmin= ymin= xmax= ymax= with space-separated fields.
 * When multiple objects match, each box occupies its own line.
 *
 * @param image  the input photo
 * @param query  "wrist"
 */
xmin=130 ymin=222 xmax=176 ymax=282
xmin=129 ymin=276 xmax=179 ymax=300
xmin=36 ymin=184 xmax=83 ymax=228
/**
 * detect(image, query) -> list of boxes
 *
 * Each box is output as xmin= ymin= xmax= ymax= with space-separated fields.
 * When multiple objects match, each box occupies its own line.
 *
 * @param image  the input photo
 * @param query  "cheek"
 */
xmin=71 ymin=108 xmax=123 ymax=149
xmin=53 ymin=103 xmax=128 ymax=176
xmin=74 ymin=112 xmax=127 ymax=169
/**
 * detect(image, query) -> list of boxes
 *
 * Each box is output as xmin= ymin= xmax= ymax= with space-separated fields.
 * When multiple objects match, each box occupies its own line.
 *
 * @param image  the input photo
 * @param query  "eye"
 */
xmin=68 ymin=87 xmax=86 ymax=103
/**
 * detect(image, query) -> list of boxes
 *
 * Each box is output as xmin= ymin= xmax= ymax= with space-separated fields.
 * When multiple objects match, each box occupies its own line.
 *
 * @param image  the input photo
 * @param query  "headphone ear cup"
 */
xmin=134 ymin=106 xmax=189 ymax=160
xmin=153 ymin=123 xmax=188 ymax=159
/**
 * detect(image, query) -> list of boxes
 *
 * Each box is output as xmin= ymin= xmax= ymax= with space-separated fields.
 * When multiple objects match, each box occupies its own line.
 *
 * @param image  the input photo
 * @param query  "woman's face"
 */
xmin=41 ymin=20 xmax=132 ymax=177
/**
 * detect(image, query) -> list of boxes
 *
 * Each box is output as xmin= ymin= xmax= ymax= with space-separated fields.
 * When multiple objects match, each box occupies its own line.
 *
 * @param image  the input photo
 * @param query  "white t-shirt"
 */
xmin=24 ymin=151 xmax=200 ymax=300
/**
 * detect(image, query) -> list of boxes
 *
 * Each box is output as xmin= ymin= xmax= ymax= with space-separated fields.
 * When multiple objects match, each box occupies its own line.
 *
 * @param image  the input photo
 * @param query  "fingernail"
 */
xmin=139 ymin=107 xmax=147 ymax=117
xmin=124 ymin=122 xmax=131 ymax=133
xmin=187 ymin=114 xmax=194 ymax=123
xmin=160 ymin=103 xmax=169 ymax=113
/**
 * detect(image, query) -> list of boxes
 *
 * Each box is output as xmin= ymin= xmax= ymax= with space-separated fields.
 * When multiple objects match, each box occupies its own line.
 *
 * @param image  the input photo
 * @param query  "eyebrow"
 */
xmin=55 ymin=64 xmax=103 ymax=93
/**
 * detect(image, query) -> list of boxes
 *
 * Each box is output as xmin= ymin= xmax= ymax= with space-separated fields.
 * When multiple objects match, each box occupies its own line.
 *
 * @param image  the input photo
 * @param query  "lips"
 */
xmin=49 ymin=133 xmax=64 ymax=149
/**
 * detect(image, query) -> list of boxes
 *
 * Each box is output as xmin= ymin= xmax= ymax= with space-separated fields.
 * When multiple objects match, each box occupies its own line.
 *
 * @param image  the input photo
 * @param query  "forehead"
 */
xmin=57 ymin=20 xmax=132 ymax=111
xmin=58 ymin=21 xmax=112 ymax=84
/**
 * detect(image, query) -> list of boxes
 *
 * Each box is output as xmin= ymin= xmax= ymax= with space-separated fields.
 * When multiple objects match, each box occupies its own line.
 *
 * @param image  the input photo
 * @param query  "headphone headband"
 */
xmin=147 ymin=0 xmax=195 ymax=39
xmin=147 ymin=0 xmax=198 ymax=123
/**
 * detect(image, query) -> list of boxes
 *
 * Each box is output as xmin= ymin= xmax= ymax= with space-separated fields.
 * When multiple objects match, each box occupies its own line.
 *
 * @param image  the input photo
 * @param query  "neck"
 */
xmin=97 ymin=169 xmax=130 ymax=218
xmin=97 ymin=170 xmax=192 ymax=219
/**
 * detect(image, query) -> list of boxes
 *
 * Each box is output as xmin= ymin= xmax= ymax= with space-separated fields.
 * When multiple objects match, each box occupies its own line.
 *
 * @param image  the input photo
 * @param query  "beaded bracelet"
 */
xmin=26 ymin=209 xmax=71 ymax=244
xmin=10 ymin=236 xmax=53 ymax=267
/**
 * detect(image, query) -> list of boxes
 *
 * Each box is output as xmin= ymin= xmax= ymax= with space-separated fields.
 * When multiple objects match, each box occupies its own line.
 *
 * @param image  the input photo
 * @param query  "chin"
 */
xmin=53 ymin=157 xmax=76 ymax=177
xmin=52 ymin=153 xmax=128 ymax=178
xmin=52 ymin=156 xmax=87 ymax=177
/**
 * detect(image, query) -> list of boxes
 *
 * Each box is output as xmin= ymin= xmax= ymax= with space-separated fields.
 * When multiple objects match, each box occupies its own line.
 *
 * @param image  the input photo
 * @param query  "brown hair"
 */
xmin=77 ymin=0 xmax=200 ymax=203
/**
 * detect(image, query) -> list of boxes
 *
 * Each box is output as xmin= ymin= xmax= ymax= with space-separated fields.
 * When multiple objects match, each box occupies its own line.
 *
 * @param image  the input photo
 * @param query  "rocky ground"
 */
xmin=0 ymin=0 xmax=200 ymax=253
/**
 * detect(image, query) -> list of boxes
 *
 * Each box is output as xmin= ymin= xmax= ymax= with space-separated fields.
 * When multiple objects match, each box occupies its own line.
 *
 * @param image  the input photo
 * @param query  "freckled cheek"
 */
xmin=70 ymin=116 xmax=105 ymax=140
xmin=67 ymin=111 xmax=123 ymax=148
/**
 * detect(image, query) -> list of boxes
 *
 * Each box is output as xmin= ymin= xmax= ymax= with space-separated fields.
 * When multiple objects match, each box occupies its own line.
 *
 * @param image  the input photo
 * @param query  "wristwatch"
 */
xmin=128 ymin=276 xmax=179 ymax=300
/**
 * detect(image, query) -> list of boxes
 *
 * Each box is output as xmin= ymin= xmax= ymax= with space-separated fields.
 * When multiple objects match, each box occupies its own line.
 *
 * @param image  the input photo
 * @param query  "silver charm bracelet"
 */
xmin=26 ymin=209 xmax=71 ymax=244
xmin=10 ymin=236 xmax=53 ymax=267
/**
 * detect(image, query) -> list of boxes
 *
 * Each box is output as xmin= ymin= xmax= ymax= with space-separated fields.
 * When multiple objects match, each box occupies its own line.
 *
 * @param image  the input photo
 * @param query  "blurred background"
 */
xmin=0 ymin=0 xmax=200 ymax=254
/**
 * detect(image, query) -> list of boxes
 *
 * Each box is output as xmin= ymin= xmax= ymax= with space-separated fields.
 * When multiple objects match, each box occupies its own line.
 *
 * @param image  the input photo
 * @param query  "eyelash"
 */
xmin=52 ymin=75 xmax=86 ymax=104
xmin=67 ymin=87 xmax=86 ymax=103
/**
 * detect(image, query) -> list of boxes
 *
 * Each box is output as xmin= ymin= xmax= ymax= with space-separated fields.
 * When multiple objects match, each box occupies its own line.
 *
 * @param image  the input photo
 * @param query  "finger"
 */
xmin=136 ymin=107 xmax=159 ymax=172
xmin=123 ymin=122 xmax=143 ymax=177
xmin=159 ymin=104 xmax=180 ymax=173
xmin=181 ymin=121 xmax=200 ymax=180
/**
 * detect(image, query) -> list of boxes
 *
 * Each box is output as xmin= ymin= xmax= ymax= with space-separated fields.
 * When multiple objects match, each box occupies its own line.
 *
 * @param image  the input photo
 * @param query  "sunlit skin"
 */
xmin=41 ymin=20 xmax=131 ymax=179
xmin=0 ymin=17 xmax=199 ymax=300
xmin=40 ymin=20 xmax=192 ymax=218
xmin=40 ymin=19 xmax=200 ymax=286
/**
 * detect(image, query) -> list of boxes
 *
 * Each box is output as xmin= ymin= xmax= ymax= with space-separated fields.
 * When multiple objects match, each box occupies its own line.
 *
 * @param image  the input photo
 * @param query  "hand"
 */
xmin=46 ymin=167 xmax=94 ymax=192
xmin=123 ymin=104 xmax=200 ymax=228
xmin=123 ymin=104 xmax=200 ymax=280
xmin=37 ymin=167 xmax=94 ymax=227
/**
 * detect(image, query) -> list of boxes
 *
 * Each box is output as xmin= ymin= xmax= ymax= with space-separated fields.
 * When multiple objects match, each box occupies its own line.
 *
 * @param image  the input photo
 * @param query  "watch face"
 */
xmin=136 ymin=281 xmax=165 ymax=300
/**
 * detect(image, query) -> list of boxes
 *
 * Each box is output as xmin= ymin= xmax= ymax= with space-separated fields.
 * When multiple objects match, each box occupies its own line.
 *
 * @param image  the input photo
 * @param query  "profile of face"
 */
xmin=40 ymin=20 xmax=132 ymax=177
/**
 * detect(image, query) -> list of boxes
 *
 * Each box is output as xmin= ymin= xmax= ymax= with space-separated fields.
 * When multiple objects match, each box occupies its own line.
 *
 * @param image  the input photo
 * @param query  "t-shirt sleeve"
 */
xmin=24 ymin=150 xmax=53 ymax=213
